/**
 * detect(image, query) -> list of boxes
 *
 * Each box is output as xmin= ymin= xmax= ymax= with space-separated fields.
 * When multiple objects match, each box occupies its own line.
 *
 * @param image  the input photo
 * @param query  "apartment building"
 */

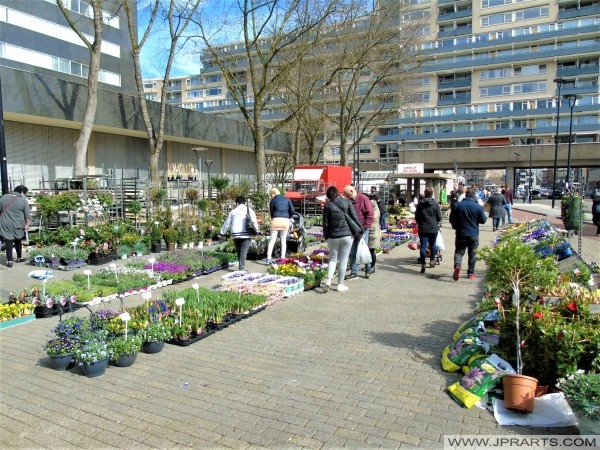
xmin=144 ymin=0 xmax=599 ymax=187
xmin=1 ymin=0 xmax=289 ymax=188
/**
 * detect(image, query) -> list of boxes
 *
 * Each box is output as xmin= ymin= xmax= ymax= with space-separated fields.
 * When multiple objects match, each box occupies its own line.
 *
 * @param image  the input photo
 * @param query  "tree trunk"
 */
xmin=150 ymin=147 xmax=160 ymax=186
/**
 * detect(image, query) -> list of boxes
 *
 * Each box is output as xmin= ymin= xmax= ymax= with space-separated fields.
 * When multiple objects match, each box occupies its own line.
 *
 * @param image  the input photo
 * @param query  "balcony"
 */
xmin=438 ymin=9 xmax=473 ymax=23
xmin=557 ymin=65 xmax=599 ymax=78
xmin=559 ymin=4 xmax=600 ymax=20
xmin=437 ymin=78 xmax=472 ymax=90
xmin=438 ymin=26 xmax=472 ymax=39
xmin=437 ymin=96 xmax=471 ymax=106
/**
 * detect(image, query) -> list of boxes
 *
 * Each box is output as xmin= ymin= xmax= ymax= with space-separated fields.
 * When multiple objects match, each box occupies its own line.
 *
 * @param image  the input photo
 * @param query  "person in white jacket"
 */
xmin=219 ymin=196 xmax=259 ymax=270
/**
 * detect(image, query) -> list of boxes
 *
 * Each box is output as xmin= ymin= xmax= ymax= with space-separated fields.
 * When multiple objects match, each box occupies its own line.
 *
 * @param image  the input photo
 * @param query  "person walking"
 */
xmin=366 ymin=195 xmax=381 ymax=278
xmin=592 ymin=180 xmax=600 ymax=235
xmin=449 ymin=187 xmax=487 ymax=281
xmin=372 ymin=193 xmax=387 ymax=230
xmin=501 ymin=184 xmax=514 ymax=226
xmin=343 ymin=185 xmax=374 ymax=280
xmin=486 ymin=187 xmax=507 ymax=231
xmin=415 ymin=187 xmax=442 ymax=274
xmin=0 ymin=185 xmax=31 ymax=268
xmin=218 ymin=196 xmax=258 ymax=271
xmin=321 ymin=186 xmax=360 ymax=292
xmin=265 ymin=188 xmax=295 ymax=264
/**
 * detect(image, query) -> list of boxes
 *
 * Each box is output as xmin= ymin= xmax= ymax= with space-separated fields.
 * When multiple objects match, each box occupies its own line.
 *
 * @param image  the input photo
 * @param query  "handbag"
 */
xmin=330 ymin=199 xmax=362 ymax=237
xmin=245 ymin=206 xmax=258 ymax=236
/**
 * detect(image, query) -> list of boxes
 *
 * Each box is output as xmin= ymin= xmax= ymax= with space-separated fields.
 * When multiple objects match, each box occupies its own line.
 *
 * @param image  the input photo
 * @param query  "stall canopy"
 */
xmin=293 ymin=168 xmax=324 ymax=181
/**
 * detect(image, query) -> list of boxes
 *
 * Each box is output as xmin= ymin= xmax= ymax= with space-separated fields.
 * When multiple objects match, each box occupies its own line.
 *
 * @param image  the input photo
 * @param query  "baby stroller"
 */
xmin=273 ymin=213 xmax=306 ymax=257
xmin=416 ymin=228 xmax=443 ymax=266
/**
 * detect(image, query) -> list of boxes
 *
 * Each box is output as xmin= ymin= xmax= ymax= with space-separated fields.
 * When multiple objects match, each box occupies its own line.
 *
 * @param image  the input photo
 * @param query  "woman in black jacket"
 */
xmin=415 ymin=187 xmax=442 ymax=274
xmin=322 ymin=186 xmax=360 ymax=292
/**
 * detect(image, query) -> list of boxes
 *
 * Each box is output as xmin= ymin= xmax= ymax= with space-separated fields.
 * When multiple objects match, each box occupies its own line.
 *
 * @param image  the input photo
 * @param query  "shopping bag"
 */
xmin=435 ymin=230 xmax=445 ymax=251
xmin=356 ymin=239 xmax=372 ymax=265
xmin=408 ymin=234 xmax=419 ymax=251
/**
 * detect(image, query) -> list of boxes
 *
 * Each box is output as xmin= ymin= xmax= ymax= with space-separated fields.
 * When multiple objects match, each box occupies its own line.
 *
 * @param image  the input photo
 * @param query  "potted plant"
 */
xmin=139 ymin=321 xmax=172 ymax=354
xmin=478 ymin=236 xmax=559 ymax=412
xmin=149 ymin=221 xmax=163 ymax=253
xmin=74 ymin=330 xmax=111 ymax=377
xmin=133 ymin=241 xmax=148 ymax=256
xmin=108 ymin=335 xmax=143 ymax=367
xmin=163 ymin=228 xmax=179 ymax=251
xmin=45 ymin=337 xmax=79 ymax=370
xmin=557 ymin=373 xmax=600 ymax=435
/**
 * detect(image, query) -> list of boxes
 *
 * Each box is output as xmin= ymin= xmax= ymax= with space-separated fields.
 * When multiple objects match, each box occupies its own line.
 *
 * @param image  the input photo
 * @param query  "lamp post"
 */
xmin=205 ymin=159 xmax=214 ymax=198
xmin=192 ymin=146 xmax=207 ymax=195
xmin=551 ymin=78 xmax=563 ymax=208
xmin=527 ymin=128 xmax=534 ymax=204
xmin=563 ymin=94 xmax=578 ymax=191
xmin=352 ymin=117 xmax=362 ymax=187
xmin=514 ymin=152 xmax=520 ymax=195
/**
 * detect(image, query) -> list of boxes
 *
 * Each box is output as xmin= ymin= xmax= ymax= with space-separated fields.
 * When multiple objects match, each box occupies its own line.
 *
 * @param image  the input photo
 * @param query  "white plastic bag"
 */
xmin=409 ymin=202 xmax=416 ymax=213
xmin=356 ymin=238 xmax=372 ymax=265
xmin=435 ymin=230 xmax=445 ymax=251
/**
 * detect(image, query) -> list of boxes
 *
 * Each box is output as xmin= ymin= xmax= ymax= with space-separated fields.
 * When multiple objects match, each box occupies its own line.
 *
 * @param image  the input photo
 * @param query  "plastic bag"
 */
xmin=447 ymin=354 xmax=515 ymax=409
xmin=356 ymin=239 xmax=372 ymax=265
xmin=435 ymin=230 xmax=445 ymax=251
xmin=409 ymin=202 xmax=416 ymax=213
xmin=407 ymin=234 xmax=419 ymax=251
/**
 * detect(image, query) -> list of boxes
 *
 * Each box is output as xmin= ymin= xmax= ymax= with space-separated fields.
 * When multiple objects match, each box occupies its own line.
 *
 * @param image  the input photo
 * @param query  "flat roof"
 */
xmin=390 ymin=173 xmax=455 ymax=180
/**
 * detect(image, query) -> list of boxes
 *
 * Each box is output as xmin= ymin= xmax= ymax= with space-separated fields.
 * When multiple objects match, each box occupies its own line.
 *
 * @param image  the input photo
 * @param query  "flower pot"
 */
xmin=49 ymin=353 xmax=74 ymax=371
xmin=142 ymin=341 xmax=164 ymax=354
xmin=503 ymin=374 xmax=538 ymax=413
xmin=81 ymin=358 xmax=109 ymax=378
xmin=34 ymin=304 xmax=54 ymax=318
xmin=167 ymin=243 xmax=176 ymax=251
xmin=151 ymin=243 xmax=162 ymax=253
xmin=114 ymin=353 xmax=137 ymax=368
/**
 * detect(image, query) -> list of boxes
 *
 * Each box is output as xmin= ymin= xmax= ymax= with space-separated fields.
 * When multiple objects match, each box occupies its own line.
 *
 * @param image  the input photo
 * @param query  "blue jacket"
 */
xmin=449 ymin=197 xmax=487 ymax=237
xmin=270 ymin=195 xmax=294 ymax=219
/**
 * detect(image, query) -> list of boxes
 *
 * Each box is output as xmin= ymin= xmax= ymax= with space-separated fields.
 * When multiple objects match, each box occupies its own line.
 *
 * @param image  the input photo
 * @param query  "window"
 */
xmin=186 ymin=90 xmax=202 ymax=98
xmin=206 ymin=75 xmax=222 ymax=83
xmin=514 ymin=64 xmax=546 ymax=76
xmin=186 ymin=77 xmax=201 ymax=86
xmin=480 ymin=68 xmax=511 ymax=79
xmin=207 ymin=88 xmax=222 ymax=96
xmin=480 ymin=85 xmax=510 ymax=97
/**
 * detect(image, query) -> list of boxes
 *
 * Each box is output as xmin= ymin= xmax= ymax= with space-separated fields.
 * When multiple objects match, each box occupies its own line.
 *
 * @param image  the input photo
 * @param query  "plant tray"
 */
xmin=167 ymin=329 xmax=216 ymax=347
xmin=0 ymin=314 xmax=36 ymax=330
xmin=58 ymin=262 xmax=87 ymax=271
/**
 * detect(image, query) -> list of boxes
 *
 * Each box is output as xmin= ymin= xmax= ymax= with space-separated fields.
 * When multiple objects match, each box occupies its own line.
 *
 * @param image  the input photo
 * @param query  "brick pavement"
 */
xmin=0 ymin=219 xmax=585 ymax=449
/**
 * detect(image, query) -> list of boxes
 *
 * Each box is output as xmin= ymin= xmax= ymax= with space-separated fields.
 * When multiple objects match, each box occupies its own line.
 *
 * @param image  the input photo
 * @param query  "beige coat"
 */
xmin=368 ymin=200 xmax=381 ymax=249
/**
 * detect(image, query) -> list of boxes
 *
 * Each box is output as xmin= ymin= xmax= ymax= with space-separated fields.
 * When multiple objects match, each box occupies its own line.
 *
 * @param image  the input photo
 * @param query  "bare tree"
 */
xmin=56 ymin=0 xmax=117 ymax=176
xmin=193 ymin=0 xmax=341 ymax=191
xmin=322 ymin=2 xmax=427 ymax=166
xmin=123 ymin=0 xmax=201 ymax=186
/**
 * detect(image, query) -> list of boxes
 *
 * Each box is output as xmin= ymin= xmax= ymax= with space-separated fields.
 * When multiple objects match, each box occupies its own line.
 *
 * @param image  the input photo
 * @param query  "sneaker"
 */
xmin=322 ymin=280 xmax=331 ymax=292
xmin=16 ymin=258 xmax=27 ymax=263
xmin=468 ymin=274 xmax=477 ymax=279
xmin=266 ymin=259 xmax=272 ymax=265
xmin=6 ymin=261 xmax=13 ymax=268
xmin=365 ymin=268 xmax=371 ymax=279
xmin=336 ymin=284 xmax=348 ymax=292
xmin=420 ymin=265 xmax=426 ymax=274
xmin=429 ymin=261 xmax=435 ymax=269
xmin=344 ymin=273 xmax=358 ymax=281
xmin=453 ymin=266 xmax=461 ymax=281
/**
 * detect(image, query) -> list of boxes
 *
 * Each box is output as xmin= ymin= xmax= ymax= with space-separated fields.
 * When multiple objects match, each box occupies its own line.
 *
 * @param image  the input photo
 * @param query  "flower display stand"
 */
xmin=0 ymin=315 xmax=36 ymax=330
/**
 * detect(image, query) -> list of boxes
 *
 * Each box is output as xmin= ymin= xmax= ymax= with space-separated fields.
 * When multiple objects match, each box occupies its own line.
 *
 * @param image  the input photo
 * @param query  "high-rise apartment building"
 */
xmin=145 ymin=0 xmax=599 ymax=186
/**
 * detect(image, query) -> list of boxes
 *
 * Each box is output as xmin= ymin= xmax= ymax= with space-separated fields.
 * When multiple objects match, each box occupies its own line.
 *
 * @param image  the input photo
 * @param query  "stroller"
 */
xmin=273 ymin=213 xmax=306 ymax=258
xmin=416 ymin=227 xmax=443 ymax=266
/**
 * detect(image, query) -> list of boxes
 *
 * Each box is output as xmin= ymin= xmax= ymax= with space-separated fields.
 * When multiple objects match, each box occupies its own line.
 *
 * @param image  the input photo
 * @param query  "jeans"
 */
xmin=266 ymin=229 xmax=288 ymax=260
xmin=492 ymin=217 xmax=501 ymax=230
xmin=326 ymin=236 xmax=353 ymax=285
xmin=233 ymin=238 xmax=251 ymax=270
xmin=349 ymin=230 xmax=370 ymax=274
xmin=502 ymin=204 xmax=513 ymax=226
xmin=419 ymin=232 xmax=438 ymax=264
xmin=380 ymin=212 xmax=388 ymax=230
xmin=453 ymin=235 xmax=479 ymax=276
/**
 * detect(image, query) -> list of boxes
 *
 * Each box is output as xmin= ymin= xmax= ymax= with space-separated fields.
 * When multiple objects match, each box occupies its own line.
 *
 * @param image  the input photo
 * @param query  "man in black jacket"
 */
xmin=449 ymin=188 xmax=487 ymax=281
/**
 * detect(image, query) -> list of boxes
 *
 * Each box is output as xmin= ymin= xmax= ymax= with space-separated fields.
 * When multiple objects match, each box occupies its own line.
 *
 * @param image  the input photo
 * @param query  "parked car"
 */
xmin=530 ymin=189 xmax=541 ymax=200
xmin=551 ymin=190 xmax=563 ymax=199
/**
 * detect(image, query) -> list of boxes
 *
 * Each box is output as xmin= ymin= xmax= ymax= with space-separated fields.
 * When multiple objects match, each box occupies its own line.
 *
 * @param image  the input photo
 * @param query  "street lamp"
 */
xmin=514 ymin=152 xmax=520 ymax=195
xmin=192 ymin=146 xmax=207 ymax=193
xmin=550 ymin=78 xmax=573 ymax=208
xmin=205 ymin=159 xmax=214 ymax=198
xmin=563 ymin=94 xmax=578 ymax=191
xmin=527 ymin=128 xmax=534 ymax=204
xmin=352 ymin=117 xmax=362 ymax=187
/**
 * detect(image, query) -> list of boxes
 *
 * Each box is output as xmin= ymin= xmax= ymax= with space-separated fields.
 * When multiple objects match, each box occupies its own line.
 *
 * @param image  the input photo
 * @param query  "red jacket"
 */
xmin=351 ymin=192 xmax=374 ymax=231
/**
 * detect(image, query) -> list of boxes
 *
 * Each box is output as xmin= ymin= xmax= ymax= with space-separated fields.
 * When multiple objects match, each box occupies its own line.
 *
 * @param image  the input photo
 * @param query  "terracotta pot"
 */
xmin=503 ymin=374 xmax=538 ymax=413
